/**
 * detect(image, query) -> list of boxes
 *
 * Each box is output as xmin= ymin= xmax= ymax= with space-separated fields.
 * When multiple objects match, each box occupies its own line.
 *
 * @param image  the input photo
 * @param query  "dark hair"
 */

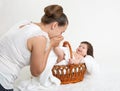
xmin=81 ymin=41 xmax=94 ymax=57
xmin=41 ymin=5 xmax=68 ymax=26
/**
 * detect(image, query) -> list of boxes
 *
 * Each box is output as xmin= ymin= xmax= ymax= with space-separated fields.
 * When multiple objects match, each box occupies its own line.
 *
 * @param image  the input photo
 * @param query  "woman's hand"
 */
xmin=50 ymin=35 xmax=64 ymax=47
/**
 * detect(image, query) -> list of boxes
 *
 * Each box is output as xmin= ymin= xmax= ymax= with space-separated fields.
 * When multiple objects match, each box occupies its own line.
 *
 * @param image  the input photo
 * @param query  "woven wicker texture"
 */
xmin=52 ymin=41 xmax=86 ymax=84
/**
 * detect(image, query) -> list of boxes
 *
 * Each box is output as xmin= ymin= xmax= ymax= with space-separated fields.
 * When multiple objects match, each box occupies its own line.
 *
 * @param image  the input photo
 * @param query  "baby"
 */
xmin=54 ymin=41 xmax=99 ymax=77
xmin=54 ymin=41 xmax=94 ymax=65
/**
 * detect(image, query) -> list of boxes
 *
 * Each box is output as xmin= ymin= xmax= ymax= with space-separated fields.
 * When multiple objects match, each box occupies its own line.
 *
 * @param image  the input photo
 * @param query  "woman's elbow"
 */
xmin=31 ymin=72 xmax=40 ymax=77
xmin=30 ymin=69 xmax=43 ymax=77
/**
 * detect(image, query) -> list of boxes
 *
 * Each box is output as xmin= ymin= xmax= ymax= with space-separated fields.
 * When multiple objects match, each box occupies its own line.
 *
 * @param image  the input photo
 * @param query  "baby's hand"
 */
xmin=69 ymin=58 xmax=80 ymax=64
xmin=69 ymin=53 xmax=84 ymax=64
xmin=73 ymin=53 xmax=84 ymax=60
xmin=69 ymin=58 xmax=74 ymax=64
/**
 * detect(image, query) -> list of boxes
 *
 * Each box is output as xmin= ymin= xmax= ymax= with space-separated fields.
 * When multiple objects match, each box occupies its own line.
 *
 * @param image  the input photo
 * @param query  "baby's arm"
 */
xmin=53 ymin=47 xmax=65 ymax=63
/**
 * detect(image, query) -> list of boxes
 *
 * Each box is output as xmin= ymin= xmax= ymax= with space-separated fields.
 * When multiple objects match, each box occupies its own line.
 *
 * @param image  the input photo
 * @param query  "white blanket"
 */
xmin=15 ymin=50 xmax=61 ymax=91
xmin=14 ymin=48 xmax=100 ymax=91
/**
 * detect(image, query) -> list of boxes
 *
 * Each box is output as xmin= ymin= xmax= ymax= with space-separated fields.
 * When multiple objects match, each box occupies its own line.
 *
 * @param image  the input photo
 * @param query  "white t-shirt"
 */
xmin=0 ymin=20 xmax=49 ymax=89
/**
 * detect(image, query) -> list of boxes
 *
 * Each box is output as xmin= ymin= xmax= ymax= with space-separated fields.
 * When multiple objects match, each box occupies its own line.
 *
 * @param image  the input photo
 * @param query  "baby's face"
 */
xmin=76 ymin=43 xmax=88 ymax=56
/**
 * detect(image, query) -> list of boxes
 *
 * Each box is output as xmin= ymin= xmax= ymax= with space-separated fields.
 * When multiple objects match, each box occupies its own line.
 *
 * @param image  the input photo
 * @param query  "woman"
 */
xmin=0 ymin=4 xmax=68 ymax=91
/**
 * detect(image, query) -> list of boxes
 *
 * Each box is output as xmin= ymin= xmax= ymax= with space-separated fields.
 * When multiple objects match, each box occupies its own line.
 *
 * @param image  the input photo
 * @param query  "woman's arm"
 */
xmin=28 ymin=36 xmax=63 ymax=77
xmin=28 ymin=36 xmax=51 ymax=77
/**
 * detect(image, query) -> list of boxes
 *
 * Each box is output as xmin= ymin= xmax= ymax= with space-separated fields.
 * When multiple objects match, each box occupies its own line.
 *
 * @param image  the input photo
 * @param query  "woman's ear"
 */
xmin=51 ymin=22 xmax=58 ymax=30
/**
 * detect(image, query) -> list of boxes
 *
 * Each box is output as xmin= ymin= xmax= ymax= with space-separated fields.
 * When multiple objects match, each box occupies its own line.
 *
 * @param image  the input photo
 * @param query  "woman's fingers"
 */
xmin=50 ymin=36 xmax=64 ymax=47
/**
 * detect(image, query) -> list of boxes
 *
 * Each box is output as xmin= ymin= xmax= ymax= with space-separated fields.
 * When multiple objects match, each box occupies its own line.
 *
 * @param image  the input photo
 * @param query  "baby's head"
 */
xmin=76 ymin=41 xmax=94 ymax=57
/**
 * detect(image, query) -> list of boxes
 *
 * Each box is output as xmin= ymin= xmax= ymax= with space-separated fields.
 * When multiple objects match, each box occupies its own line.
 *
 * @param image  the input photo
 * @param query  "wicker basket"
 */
xmin=52 ymin=41 xmax=86 ymax=84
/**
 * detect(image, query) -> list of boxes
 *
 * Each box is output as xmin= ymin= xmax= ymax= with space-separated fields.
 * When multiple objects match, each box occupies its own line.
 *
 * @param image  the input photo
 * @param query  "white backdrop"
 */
xmin=0 ymin=0 xmax=120 ymax=72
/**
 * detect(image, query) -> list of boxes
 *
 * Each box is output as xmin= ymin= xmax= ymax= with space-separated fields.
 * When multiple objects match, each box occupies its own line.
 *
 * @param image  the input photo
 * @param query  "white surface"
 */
xmin=14 ymin=64 xmax=120 ymax=91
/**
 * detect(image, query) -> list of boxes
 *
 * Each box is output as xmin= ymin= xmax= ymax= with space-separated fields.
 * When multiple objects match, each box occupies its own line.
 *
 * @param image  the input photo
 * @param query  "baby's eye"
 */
xmin=82 ymin=47 xmax=85 ymax=49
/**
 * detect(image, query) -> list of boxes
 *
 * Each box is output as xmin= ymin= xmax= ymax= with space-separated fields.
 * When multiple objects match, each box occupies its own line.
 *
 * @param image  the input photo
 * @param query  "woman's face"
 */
xmin=76 ymin=43 xmax=88 ymax=57
xmin=48 ymin=23 xmax=68 ymax=38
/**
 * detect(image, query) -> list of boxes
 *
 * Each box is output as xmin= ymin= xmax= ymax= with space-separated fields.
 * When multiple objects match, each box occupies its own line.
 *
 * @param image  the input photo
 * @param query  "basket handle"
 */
xmin=63 ymin=41 xmax=73 ymax=59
